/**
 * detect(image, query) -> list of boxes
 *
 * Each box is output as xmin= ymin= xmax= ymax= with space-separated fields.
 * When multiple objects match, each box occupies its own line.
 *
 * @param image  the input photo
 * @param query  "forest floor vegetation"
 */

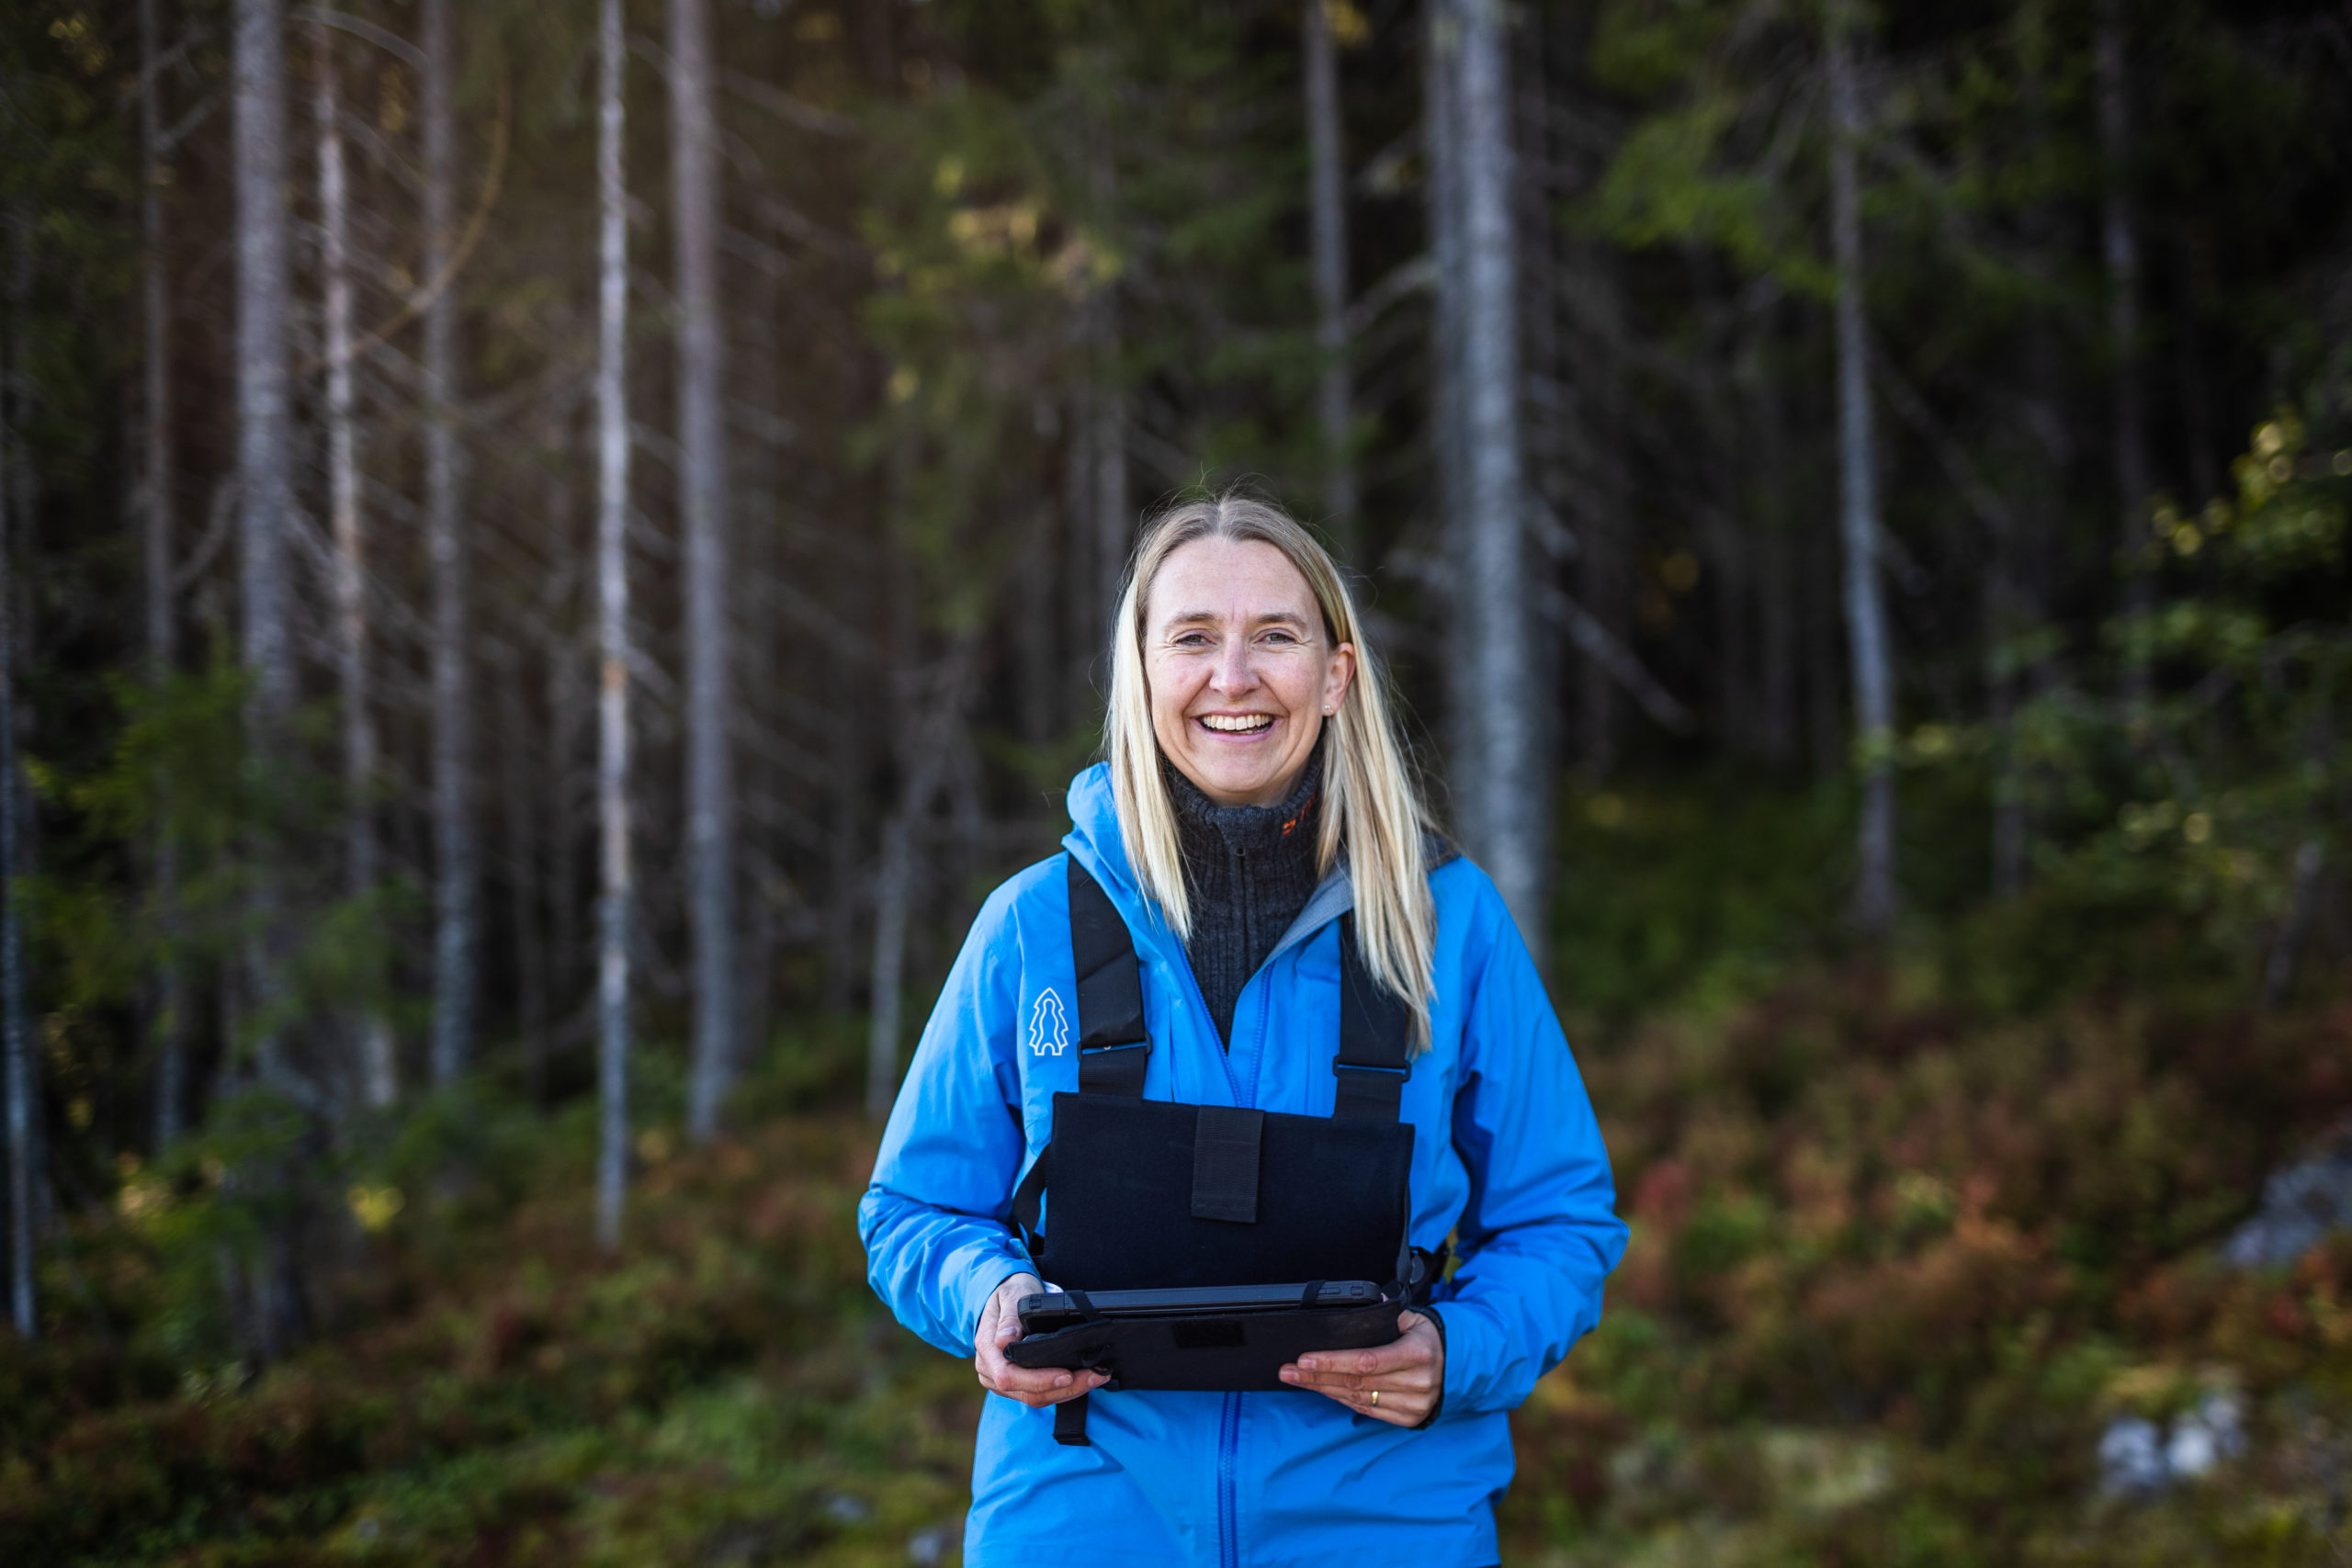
xmin=6 ymin=777 xmax=2351 ymax=1565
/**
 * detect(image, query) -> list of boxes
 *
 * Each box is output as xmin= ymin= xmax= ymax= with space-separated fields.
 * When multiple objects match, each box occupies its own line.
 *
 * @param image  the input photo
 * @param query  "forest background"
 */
xmin=2 ymin=0 xmax=2350 ymax=1562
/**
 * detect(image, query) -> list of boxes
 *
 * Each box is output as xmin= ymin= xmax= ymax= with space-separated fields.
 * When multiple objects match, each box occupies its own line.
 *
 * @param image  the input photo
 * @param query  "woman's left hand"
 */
xmin=1277 ymin=1309 xmax=1442 ymax=1427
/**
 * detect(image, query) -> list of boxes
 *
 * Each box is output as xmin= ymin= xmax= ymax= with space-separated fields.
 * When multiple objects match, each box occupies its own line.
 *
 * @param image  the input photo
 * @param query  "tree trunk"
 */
xmin=1826 ymin=0 xmax=1896 ymax=933
xmin=423 ymin=0 xmax=476 ymax=1086
xmin=672 ymin=0 xmax=739 ymax=1143
xmin=543 ymin=464 xmax=583 ymax=1106
xmin=235 ymin=0 xmax=296 ymax=1082
xmin=1747 ymin=338 xmax=1799 ymax=768
xmin=314 ymin=17 xmax=394 ymax=1110
xmin=1426 ymin=0 xmax=1476 ymax=814
xmin=1451 ymin=0 xmax=1544 ymax=952
xmin=1 ymin=370 xmax=30 ymax=1337
xmin=499 ymin=652 xmax=546 ymax=1094
xmin=2096 ymin=0 xmax=2154 ymax=718
xmin=141 ymin=0 xmax=190 ymax=1149
xmin=594 ymin=0 xmax=632 ymax=1252
xmin=1986 ymin=558 xmax=2026 ymax=897
xmin=865 ymin=642 xmax=977 ymax=1122
xmin=1305 ymin=0 xmax=1356 ymax=547
xmin=865 ymin=809 xmax=911 ymax=1122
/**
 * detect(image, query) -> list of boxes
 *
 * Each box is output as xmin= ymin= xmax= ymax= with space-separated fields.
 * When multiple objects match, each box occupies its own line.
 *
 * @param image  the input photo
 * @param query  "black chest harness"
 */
xmin=1006 ymin=859 xmax=1435 ymax=1444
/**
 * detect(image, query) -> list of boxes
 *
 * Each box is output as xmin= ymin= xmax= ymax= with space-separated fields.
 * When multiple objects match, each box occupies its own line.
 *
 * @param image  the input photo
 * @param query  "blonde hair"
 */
xmin=1105 ymin=495 xmax=1437 ymax=1048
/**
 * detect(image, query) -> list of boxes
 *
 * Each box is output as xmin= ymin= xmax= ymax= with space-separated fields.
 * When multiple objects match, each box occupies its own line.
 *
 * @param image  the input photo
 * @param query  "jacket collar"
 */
xmin=1063 ymin=762 xmax=1453 ymax=970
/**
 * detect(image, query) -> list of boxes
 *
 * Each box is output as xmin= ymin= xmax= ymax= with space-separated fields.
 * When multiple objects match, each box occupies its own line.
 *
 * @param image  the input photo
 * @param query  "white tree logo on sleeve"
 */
xmin=1028 ymin=988 xmax=1069 ymax=1056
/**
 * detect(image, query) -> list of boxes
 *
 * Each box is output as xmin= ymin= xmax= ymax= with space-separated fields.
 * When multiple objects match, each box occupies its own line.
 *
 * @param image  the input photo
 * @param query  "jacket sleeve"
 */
xmin=858 ymin=886 xmax=1035 ymax=1358
xmin=1431 ymin=885 xmax=1629 ymax=1416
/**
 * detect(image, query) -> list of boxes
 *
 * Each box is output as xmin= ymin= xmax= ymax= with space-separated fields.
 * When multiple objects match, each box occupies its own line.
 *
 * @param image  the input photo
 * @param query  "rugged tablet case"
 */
xmin=1030 ymin=1095 xmax=1414 ymax=1291
xmin=1003 ymin=1298 xmax=1405 ymax=1391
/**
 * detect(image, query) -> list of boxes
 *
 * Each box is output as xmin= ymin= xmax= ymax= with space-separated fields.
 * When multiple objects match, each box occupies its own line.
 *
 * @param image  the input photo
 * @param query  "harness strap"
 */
xmin=1332 ymin=911 xmax=1412 ymax=1121
xmin=1069 ymin=858 xmax=1150 ymax=1097
xmin=1053 ymin=1393 xmax=1092 ymax=1446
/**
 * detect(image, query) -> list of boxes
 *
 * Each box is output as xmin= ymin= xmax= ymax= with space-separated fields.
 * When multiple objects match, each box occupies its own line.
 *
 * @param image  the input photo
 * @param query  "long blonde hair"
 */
xmin=1105 ymin=495 xmax=1437 ymax=1048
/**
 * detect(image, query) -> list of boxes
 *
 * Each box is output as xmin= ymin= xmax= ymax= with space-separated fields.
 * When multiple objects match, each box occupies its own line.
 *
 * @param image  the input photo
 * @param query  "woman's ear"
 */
xmin=1325 ymin=641 xmax=1357 ymax=716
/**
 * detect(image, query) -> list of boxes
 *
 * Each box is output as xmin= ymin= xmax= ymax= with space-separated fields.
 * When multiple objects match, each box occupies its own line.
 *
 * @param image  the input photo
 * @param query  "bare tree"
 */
xmin=1826 ymin=0 xmax=1897 ymax=932
xmin=235 ymin=0 xmax=297 ymax=1079
xmin=1447 ymin=0 xmax=1544 ymax=952
xmin=423 ymin=0 xmax=477 ymax=1086
xmin=1305 ymin=0 xmax=1355 ymax=547
xmin=671 ymin=0 xmax=739 ymax=1142
xmin=595 ymin=0 xmax=633 ymax=1251
xmin=141 ymin=0 xmax=190 ymax=1148
xmin=2096 ymin=0 xmax=2154 ymax=716
xmin=313 ymin=17 xmax=394 ymax=1110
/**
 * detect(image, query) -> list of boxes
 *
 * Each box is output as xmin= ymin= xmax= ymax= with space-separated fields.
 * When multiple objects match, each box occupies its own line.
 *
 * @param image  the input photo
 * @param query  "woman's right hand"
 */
xmin=974 ymin=1271 xmax=1110 ymax=1407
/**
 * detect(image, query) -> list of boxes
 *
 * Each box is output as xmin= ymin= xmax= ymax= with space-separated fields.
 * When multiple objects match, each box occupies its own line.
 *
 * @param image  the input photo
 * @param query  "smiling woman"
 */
xmin=1106 ymin=498 xmax=1435 ymax=1036
xmin=859 ymin=492 xmax=1627 ymax=1568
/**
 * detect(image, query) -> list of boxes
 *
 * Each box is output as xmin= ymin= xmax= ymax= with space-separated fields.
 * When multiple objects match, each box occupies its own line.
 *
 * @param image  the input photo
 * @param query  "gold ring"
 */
xmin=1368 ymin=1390 xmax=1379 ymax=1407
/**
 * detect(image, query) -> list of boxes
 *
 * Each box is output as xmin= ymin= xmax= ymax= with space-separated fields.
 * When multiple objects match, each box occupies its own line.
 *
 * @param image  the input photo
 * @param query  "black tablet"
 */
xmin=1017 ymin=1280 xmax=1381 ymax=1333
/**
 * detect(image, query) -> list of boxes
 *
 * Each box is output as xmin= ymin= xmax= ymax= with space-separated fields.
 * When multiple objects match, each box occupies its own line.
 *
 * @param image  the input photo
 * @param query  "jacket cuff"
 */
xmin=1427 ymin=1295 xmax=1508 ymax=1416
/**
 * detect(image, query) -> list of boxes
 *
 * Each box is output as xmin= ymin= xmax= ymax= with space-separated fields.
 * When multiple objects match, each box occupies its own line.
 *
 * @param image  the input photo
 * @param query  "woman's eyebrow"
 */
xmin=1161 ymin=608 xmax=1312 ymax=630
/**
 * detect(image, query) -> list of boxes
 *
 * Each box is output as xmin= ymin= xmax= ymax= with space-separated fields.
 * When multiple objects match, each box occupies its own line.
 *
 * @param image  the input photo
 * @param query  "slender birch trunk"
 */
xmin=141 ymin=0 xmax=190 ymax=1149
xmin=594 ymin=0 xmax=633 ymax=1251
xmin=1305 ymin=0 xmax=1356 ymax=546
xmin=671 ymin=0 xmax=738 ymax=1142
xmin=1826 ymin=0 xmax=1897 ymax=933
xmin=234 ymin=0 xmax=295 ymax=1081
xmin=1452 ymin=0 xmax=1544 ymax=952
xmin=2096 ymin=0 xmax=2153 ymax=717
xmin=423 ymin=0 xmax=477 ymax=1086
xmin=313 ymin=17 xmax=394 ymax=1109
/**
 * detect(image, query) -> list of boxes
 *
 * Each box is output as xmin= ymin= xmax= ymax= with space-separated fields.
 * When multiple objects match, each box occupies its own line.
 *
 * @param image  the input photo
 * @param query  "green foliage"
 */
xmin=1500 ymin=974 xmax=2352 ymax=1564
xmin=0 ymin=1071 xmax=974 ymax=1567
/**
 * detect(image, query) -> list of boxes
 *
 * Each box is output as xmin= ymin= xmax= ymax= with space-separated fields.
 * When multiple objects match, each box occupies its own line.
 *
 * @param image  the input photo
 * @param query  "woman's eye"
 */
xmin=1172 ymin=633 xmax=1212 ymax=649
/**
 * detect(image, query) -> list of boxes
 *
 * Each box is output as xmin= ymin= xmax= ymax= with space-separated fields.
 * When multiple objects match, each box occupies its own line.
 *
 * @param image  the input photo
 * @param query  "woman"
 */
xmin=861 ymin=496 xmax=1626 ymax=1566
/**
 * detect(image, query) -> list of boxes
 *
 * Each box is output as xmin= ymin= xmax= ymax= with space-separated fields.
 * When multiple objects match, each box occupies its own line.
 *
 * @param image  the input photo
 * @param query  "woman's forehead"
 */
xmin=1148 ymin=536 xmax=1317 ymax=625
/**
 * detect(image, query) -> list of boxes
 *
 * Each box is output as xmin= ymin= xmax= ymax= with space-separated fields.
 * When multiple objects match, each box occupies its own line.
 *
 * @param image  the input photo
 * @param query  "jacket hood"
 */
xmin=1062 ymin=761 xmax=1162 ymax=939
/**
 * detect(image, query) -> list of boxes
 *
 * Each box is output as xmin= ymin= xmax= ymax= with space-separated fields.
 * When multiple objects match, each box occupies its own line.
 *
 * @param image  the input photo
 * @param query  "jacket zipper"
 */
xmin=1219 ymin=1390 xmax=1241 ymax=1568
xmin=1171 ymin=951 xmax=1246 ymax=1108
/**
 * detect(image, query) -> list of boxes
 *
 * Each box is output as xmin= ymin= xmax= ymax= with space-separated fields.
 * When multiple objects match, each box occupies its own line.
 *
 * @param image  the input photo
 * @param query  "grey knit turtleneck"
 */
xmin=1168 ymin=743 xmax=1326 ymax=1049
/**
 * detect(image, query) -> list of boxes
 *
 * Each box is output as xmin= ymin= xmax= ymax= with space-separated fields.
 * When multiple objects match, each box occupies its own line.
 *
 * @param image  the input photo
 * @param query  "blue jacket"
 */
xmin=860 ymin=764 xmax=1627 ymax=1567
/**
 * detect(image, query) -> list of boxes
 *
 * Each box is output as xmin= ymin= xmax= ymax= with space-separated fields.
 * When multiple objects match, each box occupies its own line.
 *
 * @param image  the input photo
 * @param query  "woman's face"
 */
xmin=1143 ymin=536 xmax=1355 ymax=809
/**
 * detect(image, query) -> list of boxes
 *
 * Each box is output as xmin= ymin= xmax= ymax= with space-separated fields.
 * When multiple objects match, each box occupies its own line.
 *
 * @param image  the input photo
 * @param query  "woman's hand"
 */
xmin=1278 ymin=1309 xmax=1442 ymax=1427
xmin=973 ymin=1272 xmax=1110 ymax=1408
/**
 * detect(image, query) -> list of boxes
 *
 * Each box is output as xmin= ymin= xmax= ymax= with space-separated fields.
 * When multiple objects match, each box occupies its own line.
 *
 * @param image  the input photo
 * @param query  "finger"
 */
xmin=1295 ymin=1337 xmax=1428 ymax=1380
xmin=993 ymin=1368 xmax=1110 ymax=1407
xmin=983 ymin=1358 xmax=1094 ymax=1395
xmin=1294 ymin=1376 xmax=1425 ymax=1426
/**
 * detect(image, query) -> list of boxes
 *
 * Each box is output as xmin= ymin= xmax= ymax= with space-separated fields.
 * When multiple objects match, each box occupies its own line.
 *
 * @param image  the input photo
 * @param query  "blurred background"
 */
xmin=2 ymin=0 xmax=2350 ymax=1562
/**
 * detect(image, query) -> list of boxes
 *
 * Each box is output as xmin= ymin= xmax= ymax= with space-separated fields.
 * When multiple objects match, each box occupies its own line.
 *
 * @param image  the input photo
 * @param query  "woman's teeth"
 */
xmin=1200 ymin=715 xmax=1273 ymax=733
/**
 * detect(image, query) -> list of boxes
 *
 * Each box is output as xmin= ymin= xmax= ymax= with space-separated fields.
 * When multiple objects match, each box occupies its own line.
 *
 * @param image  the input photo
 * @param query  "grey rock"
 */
xmin=2223 ymin=1124 xmax=2352 ymax=1270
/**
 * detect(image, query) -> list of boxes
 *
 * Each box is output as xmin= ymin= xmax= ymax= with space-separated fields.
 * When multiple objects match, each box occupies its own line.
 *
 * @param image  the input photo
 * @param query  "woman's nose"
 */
xmin=1209 ymin=636 xmax=1256 ymax=694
